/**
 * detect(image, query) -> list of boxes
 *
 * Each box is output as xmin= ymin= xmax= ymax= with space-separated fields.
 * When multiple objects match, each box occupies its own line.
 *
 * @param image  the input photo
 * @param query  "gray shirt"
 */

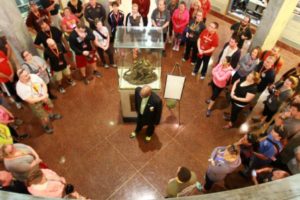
xmin=21 ymin=56 xmax=50 ymax=84
xmin=206 ymin=146 xmax=241 ymax=182
xmin=151 ymin=8 xmax=170 ymax=33
xmin=237 ymin=53 xmax=259 ymax=77
xmin=4 ymin=143 xmax=38 ymax=181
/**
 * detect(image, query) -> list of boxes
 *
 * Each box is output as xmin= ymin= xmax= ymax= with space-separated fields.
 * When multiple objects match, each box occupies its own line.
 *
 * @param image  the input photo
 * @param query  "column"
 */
xmin=250 ymin=0 xmax=299 ymax=50
xmin=0 ymin=0 xmax=37 ymax=65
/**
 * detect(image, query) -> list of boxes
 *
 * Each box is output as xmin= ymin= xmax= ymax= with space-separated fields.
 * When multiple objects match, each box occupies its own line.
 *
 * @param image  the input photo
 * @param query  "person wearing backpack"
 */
xmin=240 ymin=126 xmax=286 ymax=177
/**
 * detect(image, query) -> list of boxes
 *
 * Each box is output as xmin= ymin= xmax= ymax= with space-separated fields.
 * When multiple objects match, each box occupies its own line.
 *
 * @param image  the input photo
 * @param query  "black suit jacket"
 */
xmin=135 ymin=87 xmax=162 ymax=125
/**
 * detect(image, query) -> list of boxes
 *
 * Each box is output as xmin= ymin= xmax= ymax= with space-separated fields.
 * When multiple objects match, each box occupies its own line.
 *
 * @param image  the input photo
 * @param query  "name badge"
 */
xmin=59 ymin=61 xmax=64 ymax=65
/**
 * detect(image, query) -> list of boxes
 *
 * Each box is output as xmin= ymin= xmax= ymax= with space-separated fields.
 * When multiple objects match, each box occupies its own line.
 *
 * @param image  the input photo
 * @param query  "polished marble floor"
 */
xmin=2 ymin=14 xmax=300 ymax=199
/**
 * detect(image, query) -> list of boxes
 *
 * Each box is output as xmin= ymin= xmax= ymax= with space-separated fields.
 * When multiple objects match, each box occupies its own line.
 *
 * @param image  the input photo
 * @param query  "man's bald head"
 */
xmin=140 ymin=85 xmax=152 ymax=98
xmin=46 ymin=38 xmax=56 ymax=48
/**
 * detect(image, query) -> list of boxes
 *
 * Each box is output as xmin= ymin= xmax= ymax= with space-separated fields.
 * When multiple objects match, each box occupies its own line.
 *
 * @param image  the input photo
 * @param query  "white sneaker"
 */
xmin=15 ymin=102 xmax=23 ymax=109
xmin=191 ymin=62 xmax=196 ymax=66
xmin=104 ymin=64 xmax=109 ymax=68
xmin=182 ymin=58 xmax=186 ymax=62
xmin=200 ymin=76 xmax=205 ymax=80
xmin=172 ymin=45 xmax=176 ymax=51
xmin=191 ymin=72 xmax=196 ymax=76
xmin=175 ymin=45 xmax=180 ymax=51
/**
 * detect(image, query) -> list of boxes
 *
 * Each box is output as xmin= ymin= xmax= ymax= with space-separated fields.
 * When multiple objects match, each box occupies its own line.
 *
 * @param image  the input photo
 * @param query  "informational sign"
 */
xmin=164 ymin=75 xmax=185 ymax=100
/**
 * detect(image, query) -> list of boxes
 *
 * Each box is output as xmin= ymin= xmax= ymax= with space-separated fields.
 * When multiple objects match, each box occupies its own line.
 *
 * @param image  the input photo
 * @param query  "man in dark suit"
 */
xmin=130 ymin=85 xmax=162 ymax=142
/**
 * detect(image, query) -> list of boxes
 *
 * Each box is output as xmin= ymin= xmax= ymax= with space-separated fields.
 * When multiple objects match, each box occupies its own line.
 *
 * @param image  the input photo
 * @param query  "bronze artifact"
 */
xmin=123 ymin=58 xmax=157 ymax=85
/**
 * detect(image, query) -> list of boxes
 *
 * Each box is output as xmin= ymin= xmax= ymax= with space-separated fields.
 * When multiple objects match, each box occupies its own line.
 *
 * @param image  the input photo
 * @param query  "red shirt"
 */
xmin=0 ymin=51 xmax=13 ymax=83
xmin=132 ymin=0 xmax=150 ymax=17
xmin=61 ymin=14 xmax=79 ymax=30
xmin=260 ymin=50 xmax=283 ymax=74
xmin=200 ymin=0 xmax=211 ymax=19
xmin=199 ymin=29 xmax=219 ymax=56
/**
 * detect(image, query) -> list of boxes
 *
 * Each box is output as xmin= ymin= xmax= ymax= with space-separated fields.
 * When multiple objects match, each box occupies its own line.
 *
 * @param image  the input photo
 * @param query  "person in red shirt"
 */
xmin=0 ymin=50 xmax=22 ymax=109
xmin=132 ymin=0 xmax=151 ymax=26
xmin=260 ymin=46 xmax=284 ymax=75
xmin=61 ymin=7 xmax=80 ymax=37
xmin=200 ymin=0 xmax=211 ymax=23
xmin=192 ymin=22 xmax=219 ymax=79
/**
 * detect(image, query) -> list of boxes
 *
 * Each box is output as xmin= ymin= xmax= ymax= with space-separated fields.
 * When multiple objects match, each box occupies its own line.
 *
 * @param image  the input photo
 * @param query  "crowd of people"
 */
xmin=0 ymin=0 xmax=300 ymax=199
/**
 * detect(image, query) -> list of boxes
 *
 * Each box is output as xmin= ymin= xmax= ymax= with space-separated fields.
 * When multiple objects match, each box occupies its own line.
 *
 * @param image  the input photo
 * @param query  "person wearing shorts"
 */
xmin=16 ymin=69 xmax=62 ymax=134
xmin=69 ymin=23 xmax=101 ymax=85
xmin=44 ymin=38 xmax=76 ymax=93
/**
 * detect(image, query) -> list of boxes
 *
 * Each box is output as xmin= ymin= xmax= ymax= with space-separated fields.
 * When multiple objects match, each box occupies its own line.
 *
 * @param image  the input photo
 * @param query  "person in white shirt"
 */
xmin=93 ymin=19 xmax=116 ymax=68
xmin=16 ymin=69 xmax=61 ymax=134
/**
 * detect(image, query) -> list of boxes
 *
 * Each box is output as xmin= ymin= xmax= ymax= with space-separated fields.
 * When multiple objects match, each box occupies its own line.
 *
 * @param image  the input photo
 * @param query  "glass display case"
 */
xmin=114 ymin=26 xmax=164 ymax=121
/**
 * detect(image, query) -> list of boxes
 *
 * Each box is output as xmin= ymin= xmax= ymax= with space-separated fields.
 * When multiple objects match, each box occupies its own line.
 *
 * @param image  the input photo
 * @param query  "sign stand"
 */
xmin=164 ymin=62 xmax=185 ymax=125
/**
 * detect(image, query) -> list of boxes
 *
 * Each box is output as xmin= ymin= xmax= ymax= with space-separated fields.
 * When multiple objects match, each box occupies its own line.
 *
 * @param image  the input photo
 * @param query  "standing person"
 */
xmin=241 ymin=126 xmax=286 ymax=177
xmin=84 ymin=0 xmax=106 ymax=30
xmin=20 ymin=51 xmax=56 ymax=100
xmin=69 ymin=23 xmax=102 ymax=85
xmin=26 ymin=1 xmax=51 ymax=35
xmin=217 ymin=36 xmax=241 ymax=69
xmin=287 ymin=146 xmax=300 ymax=174
xmin=0 ymin=105 xmax=28 ymax=142
xmin=171 ymin=1 xmax=189 ymax=51
xmin=108 ymin=1 xmax=125 ymax=43
xmin=260 ymin=46 xmax=284 ymax=74
xmin=1 ymin=143 xmax=42 ymax=182
xmin=203 ymin=145 xmax=241 ymax=192
xmin=0 ymin=50 xmax=22 ymax=109
xmin=151 ymin=0 xmax=170 ymax=56
xmin=166 ymin=166 xmax=198 ymax=198
xmin=232 ymin=46 xmax=261 ymax=83
xmin=252 ymin=76 xmax=297 ymax=125
xmin=206 ymin=56 xmax=234 ymax=117
xmin=223 ymin=72 xmax=260 ymax=129
xmin=192 ymin=22 xmax=219 ymax=79
xmin=16 ymin=69 xmax=62 ymax=134
xmin=130 ymin=86 xmax=162 ymax=142
xmin=39 ymin=0 xmax=61 ymax=29
xmin=189 ymin=0 xmax=201 ymax=20
xmin=44 ymin=38 xmax=76 ymax=94
xmin=61 ymin=7 xmax=80 ymax=37
xmin=125 ymin=3 xmax=143 ymax=27
xmin=255 ymin=56 xmax=276 ymax=98
xmin=34 ymin=21 xmax=70 ymax=53
xmin=93 ymin=20 xmax=116 ymax=68
xmin=67 ymin=0 xmax=84 ymax=25
xmin=132 ymin=0 xmax=151 ymax=26
xmin=230 ymin=15 xmax=252 ymax=49
xmin=200 ymin=0 xmax=211 ymax=23
xmin=167 ymin=0 xmax=178 ymax=44
xmin=182 ymin=10 xmax=205 ymax=65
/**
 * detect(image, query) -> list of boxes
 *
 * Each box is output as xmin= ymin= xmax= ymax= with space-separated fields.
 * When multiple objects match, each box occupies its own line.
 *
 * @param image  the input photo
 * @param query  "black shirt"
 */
xmin=255 ymin=62 xmax=276 ymax=93
xmin=84 ymin=3 xmax=106 ymax=28
xmin=186 ymin=20 xmax=206 ymax=41
xmin=34 ymin=26 xmax=63 ymax=48
xmin=67 ymin=0 xmax=83 ymax=18
xmin=39 ymin=0 xmax=60 ymax=15
xmin=230 ymin=22 xmax=252 ymax=49
xmin=69 ymin=28 xmax=95 ymax=55
xmin=44 ymin=44 xmax=67 ymax=71
xmin=233 ymin=79 xmax=257 ymax=106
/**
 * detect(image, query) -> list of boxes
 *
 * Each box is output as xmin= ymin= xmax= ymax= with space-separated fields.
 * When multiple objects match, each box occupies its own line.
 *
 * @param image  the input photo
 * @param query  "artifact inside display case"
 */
xmin=123 ymin=58 xmax=158 ymax=85
xmin=114 ymin=26 xmax=164 ymax=90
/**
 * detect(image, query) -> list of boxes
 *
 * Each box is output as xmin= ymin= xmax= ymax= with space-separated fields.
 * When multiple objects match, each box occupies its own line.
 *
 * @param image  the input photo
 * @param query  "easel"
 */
xmin=166 ymin=62 xmax=184 ymax=125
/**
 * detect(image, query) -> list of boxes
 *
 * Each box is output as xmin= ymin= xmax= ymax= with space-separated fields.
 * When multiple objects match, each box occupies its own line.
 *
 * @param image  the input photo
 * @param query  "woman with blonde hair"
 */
xmin=224 ymin=71 xmax=261 ymax=129
xmin=189 ymin=0 xmax=201 ymax=20
xmin=2 ymin=144 xmax=42 ymax=182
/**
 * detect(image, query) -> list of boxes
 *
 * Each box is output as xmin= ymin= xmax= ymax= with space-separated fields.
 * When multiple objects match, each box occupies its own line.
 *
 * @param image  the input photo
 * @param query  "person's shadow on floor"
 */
xmin=136 ymin=129 xmax=163 ymax=152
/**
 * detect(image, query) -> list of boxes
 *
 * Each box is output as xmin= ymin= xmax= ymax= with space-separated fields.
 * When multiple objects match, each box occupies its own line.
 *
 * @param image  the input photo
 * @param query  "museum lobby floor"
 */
xmin=2 ymin=14 xmax=300 ymax=199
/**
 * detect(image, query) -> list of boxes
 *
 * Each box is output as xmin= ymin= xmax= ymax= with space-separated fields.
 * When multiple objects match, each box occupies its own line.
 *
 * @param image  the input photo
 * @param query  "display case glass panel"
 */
xmin=114 ymin=26 xmax=164 ymax=90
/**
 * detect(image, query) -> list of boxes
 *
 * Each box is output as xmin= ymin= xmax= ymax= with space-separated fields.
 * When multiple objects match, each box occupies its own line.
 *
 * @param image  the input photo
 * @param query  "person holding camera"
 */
xmin=252 ymin=76 xmax=298 ymax=127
